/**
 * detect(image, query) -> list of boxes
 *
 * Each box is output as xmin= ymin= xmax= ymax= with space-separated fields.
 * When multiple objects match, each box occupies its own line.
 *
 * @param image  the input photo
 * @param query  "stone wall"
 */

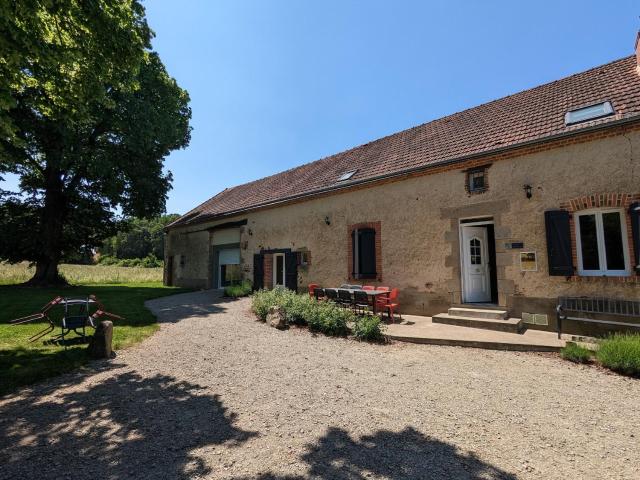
xmin=166 ymin=130 xmax=640 ymax=332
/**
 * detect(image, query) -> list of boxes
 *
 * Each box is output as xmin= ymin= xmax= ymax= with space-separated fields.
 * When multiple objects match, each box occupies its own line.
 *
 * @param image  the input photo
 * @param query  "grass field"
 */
xmin=0 ymin=263 xmax=188 ymax=395
xmin=0 ymin=262 xmax=163 ymax=285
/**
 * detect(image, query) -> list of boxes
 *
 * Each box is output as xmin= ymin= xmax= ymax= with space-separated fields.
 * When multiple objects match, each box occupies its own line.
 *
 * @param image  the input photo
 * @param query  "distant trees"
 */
xmin=98 ymin=214 xmax=180 ymax=265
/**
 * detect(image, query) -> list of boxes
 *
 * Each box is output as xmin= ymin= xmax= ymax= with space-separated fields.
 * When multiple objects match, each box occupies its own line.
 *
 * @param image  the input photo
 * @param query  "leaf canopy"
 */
xmin=0 ymin=0 xmax=192 ymax=272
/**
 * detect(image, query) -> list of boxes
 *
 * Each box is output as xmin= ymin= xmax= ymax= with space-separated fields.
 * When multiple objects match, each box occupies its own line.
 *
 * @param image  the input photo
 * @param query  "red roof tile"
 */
xmin=172 ymin=55 xmax=640 ymax=227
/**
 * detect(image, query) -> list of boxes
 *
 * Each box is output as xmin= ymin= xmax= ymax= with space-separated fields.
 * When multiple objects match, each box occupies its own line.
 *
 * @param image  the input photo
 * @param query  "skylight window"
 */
xmin=338 ymin=170 xmax=357 ymax=181
xmin=565 ymin=101 xmax=614 ymax=125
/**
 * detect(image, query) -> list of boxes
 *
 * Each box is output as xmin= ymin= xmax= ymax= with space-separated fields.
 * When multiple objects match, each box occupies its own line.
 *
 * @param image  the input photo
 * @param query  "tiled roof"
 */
xmin=171 ymin=55 xmax=640 ymax=228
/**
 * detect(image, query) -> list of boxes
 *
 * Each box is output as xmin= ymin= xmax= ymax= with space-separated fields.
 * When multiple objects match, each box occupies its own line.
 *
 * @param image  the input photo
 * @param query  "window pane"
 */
xmin=472 ymin=173 xmax=484 ymax=191
xmin=470 ymin=238 xmax=481 ymax=264
xmin=221 ymin=264 xmax=242 ymax=286
xmin=579 ymin=214 xmax=600 ymax=270
xmin=225 ymin=265 xmax=241 ymax=284
xmin=276 ymin=255 xmax=284 ymax=285
xmin=602 ymin=212 xmax=625 ymax=271
xmin=469 ymin=171 xmax=485 ymax=192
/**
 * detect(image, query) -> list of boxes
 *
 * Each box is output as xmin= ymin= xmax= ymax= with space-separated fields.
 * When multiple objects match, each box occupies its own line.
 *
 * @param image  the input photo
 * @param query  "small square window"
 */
xmin=297 ymin=250 xmax=311 ymax=266
xmin=466 ymin=168 xmax=487 ymax=194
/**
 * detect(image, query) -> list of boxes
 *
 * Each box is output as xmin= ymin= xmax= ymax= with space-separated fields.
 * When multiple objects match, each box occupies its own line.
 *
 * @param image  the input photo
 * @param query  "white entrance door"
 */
xmin=461 ymin=226 xmax=491 ymax=303
xmin=273 ymin=253 xmax=286 ymax=287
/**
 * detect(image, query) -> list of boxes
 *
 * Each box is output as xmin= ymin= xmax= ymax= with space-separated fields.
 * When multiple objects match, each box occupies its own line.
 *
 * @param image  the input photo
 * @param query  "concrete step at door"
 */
xmin=448 ymin=307 xmax=508 ymax=320
xmin=432 ymin=313 xmax=524 ymax=334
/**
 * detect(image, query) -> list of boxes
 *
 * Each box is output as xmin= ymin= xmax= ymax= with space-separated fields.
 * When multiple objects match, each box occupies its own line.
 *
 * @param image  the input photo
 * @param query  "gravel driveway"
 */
xmin=1 ymin=290 xmax=638 ymax=480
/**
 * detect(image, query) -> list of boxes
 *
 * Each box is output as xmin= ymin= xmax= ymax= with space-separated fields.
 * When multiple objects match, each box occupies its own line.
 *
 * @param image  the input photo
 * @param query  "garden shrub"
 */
xmin=560 ymin=342 xmax=592 ymax=364
xmin=305 ymin=301 xmax=352 ymax=336
xmin=353 ymin=315 xmax=386 ymax=342
xmin=596 ymin=333 xmax=640 ymax=376
xmin=250 ymin=288 xmax=353 ymax=337
xmin=282 ymin=293 xmax=314 ymax=325
xmin=224 ymin=280 xmax=253 ymax=298
xmin=251 ymin=288 xmax=280 ymax=321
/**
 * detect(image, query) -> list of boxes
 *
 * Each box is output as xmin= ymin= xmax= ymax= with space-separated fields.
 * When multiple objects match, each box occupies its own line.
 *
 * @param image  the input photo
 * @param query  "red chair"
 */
xmin=376 ymin=288 xmax=401 ymax=322
xmin=362 ymin=285 xmax=375 ymax=291
xmin=374 ymin=286 xmax=390 ymax=307
xmin=308 ymin=283 xmax=319 ymax=298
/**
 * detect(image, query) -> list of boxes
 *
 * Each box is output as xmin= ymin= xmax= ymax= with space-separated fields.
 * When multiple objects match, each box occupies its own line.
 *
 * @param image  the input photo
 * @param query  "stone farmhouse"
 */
xmin=164 ymin=35 xmax=640 ymax=334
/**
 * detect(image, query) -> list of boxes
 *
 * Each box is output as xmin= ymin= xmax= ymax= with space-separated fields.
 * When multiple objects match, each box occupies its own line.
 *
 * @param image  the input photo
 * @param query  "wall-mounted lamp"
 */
xmin=248 ymin=228 xmax=253 ymax=236
xmin=523 ymin=184 xmax=532 ymax=199
xmin=324 ymin=216 xmax=331 ymax=226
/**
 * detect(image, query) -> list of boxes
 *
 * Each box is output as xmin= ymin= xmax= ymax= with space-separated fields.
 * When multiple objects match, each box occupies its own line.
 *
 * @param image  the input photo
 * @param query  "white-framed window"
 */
xmin=575 ymin=208 xmax=630 ymax=276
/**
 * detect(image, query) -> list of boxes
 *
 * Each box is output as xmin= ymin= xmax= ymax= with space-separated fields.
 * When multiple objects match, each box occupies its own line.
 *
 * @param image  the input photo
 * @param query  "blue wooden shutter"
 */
xmin=544 ymin=210 xmax=574 ymax=276
xmin=358 ymin=228 xmax=377 ymax=278
xmin=253 ymin=254 xmax=264 ymax=290
xmin=284 ymin=252 xmax=298 ymax=291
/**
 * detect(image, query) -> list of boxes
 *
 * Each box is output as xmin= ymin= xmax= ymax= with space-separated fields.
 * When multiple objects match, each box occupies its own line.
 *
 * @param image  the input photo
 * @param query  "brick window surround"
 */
xmin=559 ymin=192 xmax=640 ymax=283
xmin=263 ymin=254 xmax=273 ymax=289
xmin=347 ymin=221 xmax=382 ymax=282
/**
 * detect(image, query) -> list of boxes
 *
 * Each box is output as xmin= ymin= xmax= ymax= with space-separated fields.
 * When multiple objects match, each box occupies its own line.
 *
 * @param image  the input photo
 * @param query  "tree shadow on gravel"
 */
xmin=146 ymin=289 xmax=241 ymax=323
xmin=240 ymin=426 xmax=516 ymax=480
xmin=0 ymin=371 xmax=256 ymax=479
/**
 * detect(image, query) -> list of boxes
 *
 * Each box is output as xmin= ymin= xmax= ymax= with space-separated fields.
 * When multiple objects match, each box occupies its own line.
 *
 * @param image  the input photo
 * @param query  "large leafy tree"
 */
xmin=0 ymin=0 xmax=191 ymax=284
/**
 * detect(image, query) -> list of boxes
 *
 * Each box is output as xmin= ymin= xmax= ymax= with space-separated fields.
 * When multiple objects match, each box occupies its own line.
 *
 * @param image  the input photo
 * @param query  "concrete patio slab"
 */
xmin=385 ymin=315 xmax=566 ymax=351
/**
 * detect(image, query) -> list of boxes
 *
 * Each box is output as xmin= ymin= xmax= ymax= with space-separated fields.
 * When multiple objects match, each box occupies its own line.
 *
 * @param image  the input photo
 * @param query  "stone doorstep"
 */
xmin=447 ymin=307 xmax=508 ymax=320
xmin=433 ymin=312 xmax=524 ymax=334
xmin=449 ymin=303 xmax=507 ymax=312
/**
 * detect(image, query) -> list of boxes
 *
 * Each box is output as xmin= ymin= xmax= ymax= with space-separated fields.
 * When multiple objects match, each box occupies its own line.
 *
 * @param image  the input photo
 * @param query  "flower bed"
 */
xmin=251 ymin=288 xmax=385 ymax=341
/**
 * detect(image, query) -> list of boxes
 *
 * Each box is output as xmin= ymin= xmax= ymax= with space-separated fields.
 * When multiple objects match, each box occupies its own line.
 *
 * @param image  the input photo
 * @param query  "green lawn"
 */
xmin=0 ymin=282 xmax=189 ymax=395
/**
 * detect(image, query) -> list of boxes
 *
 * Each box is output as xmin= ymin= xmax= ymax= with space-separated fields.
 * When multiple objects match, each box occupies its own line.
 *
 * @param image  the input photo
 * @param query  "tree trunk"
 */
xmin=27 ymin=258 xmax=66 ymax=286
xmin=25 ymin=167 xmax=68 ymax=286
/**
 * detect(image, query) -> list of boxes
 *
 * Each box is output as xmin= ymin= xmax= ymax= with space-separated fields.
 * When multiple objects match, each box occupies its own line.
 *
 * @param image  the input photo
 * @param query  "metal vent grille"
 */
xmin=521 ymin=312 xmax=548 ymax=325
xmin=534 ymin=314 xmax=548 ymax=326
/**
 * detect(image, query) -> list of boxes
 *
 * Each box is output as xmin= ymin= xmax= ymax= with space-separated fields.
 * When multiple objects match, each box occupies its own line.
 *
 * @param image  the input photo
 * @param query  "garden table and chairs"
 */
xmin=311 ymin=284 xmax=400 ymax=321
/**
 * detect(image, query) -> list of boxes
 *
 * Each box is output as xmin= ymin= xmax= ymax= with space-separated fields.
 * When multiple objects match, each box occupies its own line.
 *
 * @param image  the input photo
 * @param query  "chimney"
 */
xmin=636 ymin=31 xmax=640 ymax=71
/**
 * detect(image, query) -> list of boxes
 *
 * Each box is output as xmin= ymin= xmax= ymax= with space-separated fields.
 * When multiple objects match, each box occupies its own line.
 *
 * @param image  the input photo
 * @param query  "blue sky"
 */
xmin=3 ymin=1 xmax=639 ymax=214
